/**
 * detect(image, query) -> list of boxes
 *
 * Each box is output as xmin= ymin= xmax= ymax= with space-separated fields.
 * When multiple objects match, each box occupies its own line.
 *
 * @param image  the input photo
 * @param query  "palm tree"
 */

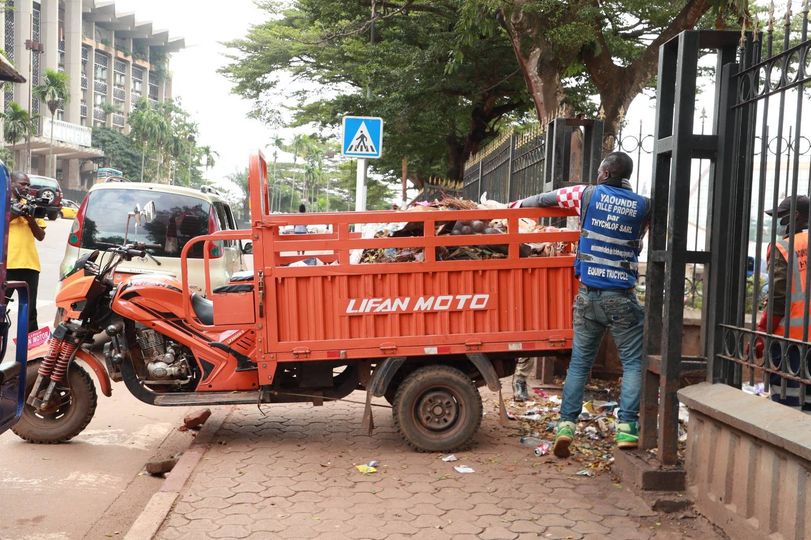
xmin=0 ymin=102 xmax=36 ymax=167
xmin=128 ymin=99 xmax=166 ymax=182
xmin=128 ymin=99 xmax=151 ymax=181
xmin=200 ymin=145 xmax=217 ymax=174
xmin=33 ymin=69 xmax=70 ymax=176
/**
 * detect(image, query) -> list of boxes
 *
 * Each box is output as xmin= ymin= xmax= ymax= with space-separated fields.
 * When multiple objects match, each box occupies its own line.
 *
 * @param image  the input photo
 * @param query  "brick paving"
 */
xmin=156 ymin=389 xmax=724 ymax=540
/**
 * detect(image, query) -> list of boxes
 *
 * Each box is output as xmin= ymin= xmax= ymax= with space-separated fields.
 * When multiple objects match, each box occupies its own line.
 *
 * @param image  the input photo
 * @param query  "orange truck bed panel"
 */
xmin=256 ymin=208 xmax=579 ymax=362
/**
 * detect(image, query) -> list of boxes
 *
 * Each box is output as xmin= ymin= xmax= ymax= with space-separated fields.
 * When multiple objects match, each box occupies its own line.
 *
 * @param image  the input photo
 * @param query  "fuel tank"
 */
xmin=112 ymin=274 xmax=188 ymax=323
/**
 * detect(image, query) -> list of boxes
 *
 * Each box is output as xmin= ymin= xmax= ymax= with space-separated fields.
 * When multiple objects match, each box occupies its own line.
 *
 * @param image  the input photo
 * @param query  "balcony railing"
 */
xmin=80 ymin=104 xmax=87 ymax=119
xmin=93 ymin=108 xmax=106 ymax=123
xmin=113 ymin=113 xmax=125 ymax=128
xmin=81 ymin=74 xmax=88 ymax=90
xmin=41 ymin=119 xmax=93 ymax=147
xmin=113 ymin=87 xmax=126 ymax=101
xmin=94 ymin=80 xmax=108 ymax=94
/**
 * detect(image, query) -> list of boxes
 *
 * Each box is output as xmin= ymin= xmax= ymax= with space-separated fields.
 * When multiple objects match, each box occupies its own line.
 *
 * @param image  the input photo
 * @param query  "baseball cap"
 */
xmin=766 ymin=195 xmax=810 ymax=218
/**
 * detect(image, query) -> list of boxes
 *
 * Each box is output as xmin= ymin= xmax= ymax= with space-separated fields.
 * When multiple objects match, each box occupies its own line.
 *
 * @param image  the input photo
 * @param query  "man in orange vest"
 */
xmin=756 ymin=195 xmax=811 ymax=410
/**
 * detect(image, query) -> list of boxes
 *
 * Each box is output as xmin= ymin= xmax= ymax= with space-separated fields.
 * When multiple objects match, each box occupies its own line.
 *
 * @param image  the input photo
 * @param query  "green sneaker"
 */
xmin=616 ymin=421 xmax=639 ymax=449
xmin=552 ymin=421 xmax=576 ymax=458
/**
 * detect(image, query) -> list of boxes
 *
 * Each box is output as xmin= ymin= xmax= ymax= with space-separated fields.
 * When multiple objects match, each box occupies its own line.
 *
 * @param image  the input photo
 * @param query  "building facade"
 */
xmin=0 ymin=0 xmax=184 ymax=189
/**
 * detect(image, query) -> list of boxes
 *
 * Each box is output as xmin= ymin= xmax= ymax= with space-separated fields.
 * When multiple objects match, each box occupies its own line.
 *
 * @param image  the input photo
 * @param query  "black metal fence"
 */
xmin=718 ymin=9 xmax=811 ymax=410
xmin=643 ymin=13 xmax=811 ymax=465
xmin=461 ymin=120 xmax=604 ymax=204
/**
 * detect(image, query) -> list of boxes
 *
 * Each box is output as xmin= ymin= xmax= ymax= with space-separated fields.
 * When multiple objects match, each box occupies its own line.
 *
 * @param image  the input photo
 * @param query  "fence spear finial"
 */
xmin=784 ymin=0 xmax=792 ymax=25
xmin=768 ymin=0 xmax=775 ymax=31
xmin=803 ymin=0 xmax=809 ymax=15
xmin=753 ymin=14 xmax=760 ymax=41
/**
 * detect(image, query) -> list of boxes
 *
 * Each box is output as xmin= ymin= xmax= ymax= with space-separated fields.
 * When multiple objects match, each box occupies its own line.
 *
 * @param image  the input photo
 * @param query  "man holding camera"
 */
xmin=6 ymin=172 xmax=46 ymax=330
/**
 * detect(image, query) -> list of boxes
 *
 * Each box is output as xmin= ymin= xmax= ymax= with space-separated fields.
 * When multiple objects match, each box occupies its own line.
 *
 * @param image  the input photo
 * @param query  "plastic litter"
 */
xmin=584 ymin=425 xmax=601 ymax=440
xmin=741 ymin=383 xmax=768 ymax=397
xmin=519 ymin=435 xmax=543 ymax=447
xmin=532 ymin=388 xmax=548 ymax=398
xmin=518 ymin=410 xmax=542 ymax=421
xmin=441 ymin=454 xmax=458 ymax=462
xmin=534 ymin=441 xmax=552 ymax=456
xmin=576 ymin=469 xmax=595 ymax=477
xmin=355 ymin=464 xmax=377 ymax=474
xmin=454 ymin=465 xmax=475 ymax=474
xmin=367 ymin=460 xmax=379 ymax=468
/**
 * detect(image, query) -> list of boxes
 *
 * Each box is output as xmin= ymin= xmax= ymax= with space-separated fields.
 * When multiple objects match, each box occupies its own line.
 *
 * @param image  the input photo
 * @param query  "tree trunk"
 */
xmin=140 ymin=143 xmax=147 ymax=182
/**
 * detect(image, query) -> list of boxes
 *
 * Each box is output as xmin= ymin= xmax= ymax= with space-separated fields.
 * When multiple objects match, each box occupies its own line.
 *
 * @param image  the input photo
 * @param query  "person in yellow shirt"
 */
xmin=5 ymin=172 xmax=46 ymax=329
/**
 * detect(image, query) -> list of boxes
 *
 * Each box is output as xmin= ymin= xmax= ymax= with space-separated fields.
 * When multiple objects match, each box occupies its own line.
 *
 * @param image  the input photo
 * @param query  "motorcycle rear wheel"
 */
xmin=12 ymin=362 xmax=98 ymax=444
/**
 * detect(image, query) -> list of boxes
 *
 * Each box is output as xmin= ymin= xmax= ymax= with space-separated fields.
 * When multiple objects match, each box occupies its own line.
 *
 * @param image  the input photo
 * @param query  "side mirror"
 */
xmin=141 ymin=201 xmax=157 ymax=224
xmin=242 ymin=241 xmax=253 ymax=255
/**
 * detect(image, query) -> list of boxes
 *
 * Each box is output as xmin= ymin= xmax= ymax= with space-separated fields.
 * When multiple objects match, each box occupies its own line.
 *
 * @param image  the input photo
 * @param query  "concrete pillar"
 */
xmin=64 ymin=0 xmax=82 ymax=125
xmin=65 ymin=158 xmax=81 ymax=189
xmin=106 ymin=48 xmax=113 ymax=128
xmin=13 ymin=0 xmax=33 ymax=112
xmin=42 ymin=0 xmax=58 ymax=71
xmin=124 ymin=54 xmax=132 ymax=134
xmin=86 ymin=44 xmax=95 ymax=127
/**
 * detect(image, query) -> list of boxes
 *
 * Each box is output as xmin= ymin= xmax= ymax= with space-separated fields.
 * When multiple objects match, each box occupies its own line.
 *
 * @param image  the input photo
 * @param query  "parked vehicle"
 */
xmin=59 ymin=182 xmax=245 ymax=291
xmin=13 ymin=152 xmax=577 ymax=451
xmin=28 ymin=175 xmax=63 ymax=221
xmin=0 ymin=166 xmax=32 ymax=435
xmin=60 ymin=199 xmax=79 ymax=220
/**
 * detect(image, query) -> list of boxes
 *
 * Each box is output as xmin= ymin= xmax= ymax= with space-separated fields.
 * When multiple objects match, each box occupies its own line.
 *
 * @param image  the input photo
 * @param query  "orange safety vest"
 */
xmin=771 ymin=231 xmax=810 ymax=339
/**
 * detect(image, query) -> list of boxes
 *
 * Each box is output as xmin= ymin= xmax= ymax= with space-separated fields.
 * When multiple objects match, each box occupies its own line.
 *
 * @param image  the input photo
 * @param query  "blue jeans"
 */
xmin=560 ymin=286 xmax=644 ymax=423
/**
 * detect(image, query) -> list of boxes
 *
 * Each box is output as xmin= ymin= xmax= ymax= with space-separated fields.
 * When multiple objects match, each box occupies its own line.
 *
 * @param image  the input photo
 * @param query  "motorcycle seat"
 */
xmin=191 ymin=293 xmax=214 ymax=325
xmin=212 ymin=283 xmax=254 ymax=294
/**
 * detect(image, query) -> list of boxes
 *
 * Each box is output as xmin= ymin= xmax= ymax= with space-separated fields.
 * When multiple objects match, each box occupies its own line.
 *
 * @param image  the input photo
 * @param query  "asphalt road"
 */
xmin=0 ymin=216 xmax=193 ymax=540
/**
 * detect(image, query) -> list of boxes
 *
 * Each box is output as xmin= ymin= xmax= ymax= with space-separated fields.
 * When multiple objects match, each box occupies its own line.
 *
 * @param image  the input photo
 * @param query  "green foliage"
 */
xmin=456 ymin=0 xmax=746 ymax=136
xmin=91 ymin=127 xmax=143 ymax=180
xmin=0 ymin=101 xmax=36 ymax=147
xmin=33 ymin=69 xmax=70 ymax=116
xmin=0 ymin=146 xmax=15 ymax=168
xmin=259 ymin=134 xmax=391 ymax=214
xmin=95 ymin=97 xmax=208 ymax=185
xmin=222 ymin=0 xmax=531 ymax=181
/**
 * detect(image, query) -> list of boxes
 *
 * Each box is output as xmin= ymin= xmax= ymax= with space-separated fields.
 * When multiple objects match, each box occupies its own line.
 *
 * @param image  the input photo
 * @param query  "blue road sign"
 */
xmin=342 ymin=116 xmax=383 ymax=159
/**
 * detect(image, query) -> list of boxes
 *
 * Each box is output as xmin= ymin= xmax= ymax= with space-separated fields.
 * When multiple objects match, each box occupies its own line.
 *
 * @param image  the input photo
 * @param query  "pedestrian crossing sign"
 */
xmin=342 ymin=116 xmax=383 ymax=159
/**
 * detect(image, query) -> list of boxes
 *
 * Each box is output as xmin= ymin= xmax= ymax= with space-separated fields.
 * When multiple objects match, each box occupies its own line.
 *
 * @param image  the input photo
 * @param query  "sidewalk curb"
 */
xmin=124 ymin=407 xmax=232 ymax=540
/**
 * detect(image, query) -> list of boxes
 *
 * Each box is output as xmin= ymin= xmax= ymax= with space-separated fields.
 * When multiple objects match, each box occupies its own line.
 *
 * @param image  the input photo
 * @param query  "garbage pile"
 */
xmin=506 ymin=378 xmax=693 ymax=473
xmin=358 ymin=196 xmax=576 ymax=263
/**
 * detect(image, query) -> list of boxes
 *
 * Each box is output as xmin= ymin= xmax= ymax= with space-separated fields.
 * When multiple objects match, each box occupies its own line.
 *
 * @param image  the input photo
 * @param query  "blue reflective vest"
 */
xmin=576 ymin=184 xmax=649 ymax=289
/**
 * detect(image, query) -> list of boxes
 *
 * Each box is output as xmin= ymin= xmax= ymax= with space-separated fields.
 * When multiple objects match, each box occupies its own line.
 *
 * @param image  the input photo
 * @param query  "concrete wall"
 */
xmin=678 ymin=383 xmax=811 ymax=540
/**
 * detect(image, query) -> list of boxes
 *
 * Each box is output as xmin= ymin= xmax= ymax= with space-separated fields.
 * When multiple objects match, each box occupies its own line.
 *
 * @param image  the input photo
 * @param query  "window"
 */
xmin=81 ymin=189 xmax=213 ymax=259
xmin=213 ymin=202 xmax=235 ymax=246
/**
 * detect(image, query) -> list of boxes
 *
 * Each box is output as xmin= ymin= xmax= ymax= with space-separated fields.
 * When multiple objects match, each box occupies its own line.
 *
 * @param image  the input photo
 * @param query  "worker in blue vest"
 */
xmin=518 ymin=151 xmax=651 ymax=458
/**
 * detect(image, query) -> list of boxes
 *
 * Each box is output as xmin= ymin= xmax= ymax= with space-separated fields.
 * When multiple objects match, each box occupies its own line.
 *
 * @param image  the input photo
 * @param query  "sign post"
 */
xmin=342 ymin=116 xmax=383 ymax=211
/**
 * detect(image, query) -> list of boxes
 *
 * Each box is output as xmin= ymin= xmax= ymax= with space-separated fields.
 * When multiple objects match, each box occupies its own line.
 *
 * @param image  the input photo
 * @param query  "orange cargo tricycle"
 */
xmin=14 ymin=151 xmax=578 ymax=451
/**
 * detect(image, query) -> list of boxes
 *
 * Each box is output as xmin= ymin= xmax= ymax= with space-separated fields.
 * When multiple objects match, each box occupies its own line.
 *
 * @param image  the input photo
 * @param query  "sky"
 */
xmin=114 ymin=0 xmax=277 ymax=181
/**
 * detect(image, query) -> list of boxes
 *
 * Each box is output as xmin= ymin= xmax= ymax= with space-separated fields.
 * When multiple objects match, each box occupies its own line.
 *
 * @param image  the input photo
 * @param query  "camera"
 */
xmin=11 ymin=198 xmax=48 ymax=219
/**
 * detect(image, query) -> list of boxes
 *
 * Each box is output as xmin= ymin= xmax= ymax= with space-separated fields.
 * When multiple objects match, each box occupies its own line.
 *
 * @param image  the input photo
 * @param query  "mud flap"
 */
xmin=466 ymin=353 xmax=509 ymax=425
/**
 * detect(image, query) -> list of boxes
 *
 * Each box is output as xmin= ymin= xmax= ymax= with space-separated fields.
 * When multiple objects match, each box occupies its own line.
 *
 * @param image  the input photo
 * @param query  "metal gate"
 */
xmin=644 ymin=10 xmax=811 ymax=464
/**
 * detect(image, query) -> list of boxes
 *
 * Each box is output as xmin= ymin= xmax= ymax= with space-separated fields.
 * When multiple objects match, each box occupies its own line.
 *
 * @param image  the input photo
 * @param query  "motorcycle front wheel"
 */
xmin=12 ymin=361 xmax=98 ymax=444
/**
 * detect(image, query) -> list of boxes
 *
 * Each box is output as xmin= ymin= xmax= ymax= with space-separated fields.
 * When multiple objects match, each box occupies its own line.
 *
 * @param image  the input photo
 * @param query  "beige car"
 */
xmin=59 ymin=182 xmax=246 ymax=292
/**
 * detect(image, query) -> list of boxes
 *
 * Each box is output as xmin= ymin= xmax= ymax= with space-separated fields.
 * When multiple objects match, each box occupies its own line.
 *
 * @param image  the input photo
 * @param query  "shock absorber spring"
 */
xmin=37 ymin=337 xmax=63 ymax=379
xmin=51 ymin=341 xmax=78 ymax=384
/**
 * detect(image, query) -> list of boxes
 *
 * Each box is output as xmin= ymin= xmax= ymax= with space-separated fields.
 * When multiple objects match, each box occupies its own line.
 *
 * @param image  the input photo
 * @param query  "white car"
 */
xmin=59 ymin=182 xmax=247 ymax=292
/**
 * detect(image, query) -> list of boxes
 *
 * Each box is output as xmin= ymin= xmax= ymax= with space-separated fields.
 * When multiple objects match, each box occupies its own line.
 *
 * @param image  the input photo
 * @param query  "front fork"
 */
xmin=27 ymin=324 xmax=80 ymax=410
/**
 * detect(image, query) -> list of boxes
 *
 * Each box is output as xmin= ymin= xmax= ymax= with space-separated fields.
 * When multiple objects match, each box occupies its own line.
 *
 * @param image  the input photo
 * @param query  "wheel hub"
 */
xmin=417 ymin=390 xmax=458 ymax=431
